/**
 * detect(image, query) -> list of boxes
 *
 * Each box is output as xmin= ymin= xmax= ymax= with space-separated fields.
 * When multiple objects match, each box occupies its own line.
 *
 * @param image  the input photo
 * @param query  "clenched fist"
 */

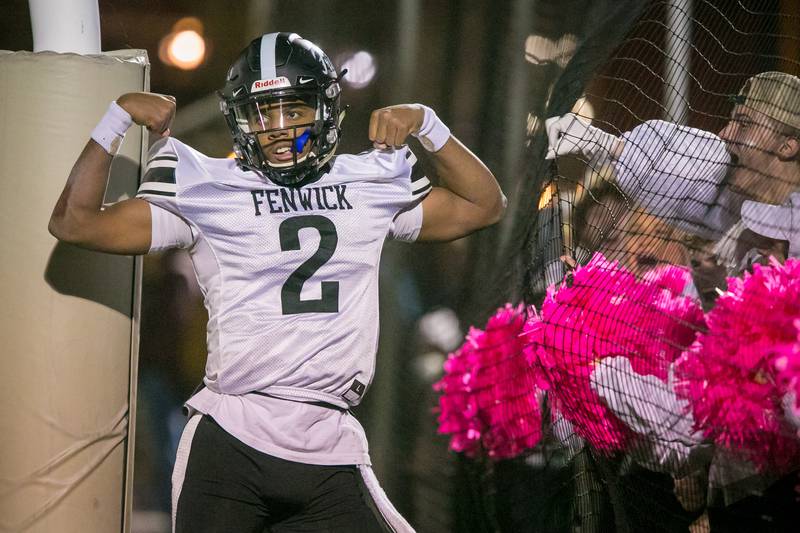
xmin=369 ymin=104 xmax=424 ymax=149
xmin=117 ymin=92 xmax=176 ymax=137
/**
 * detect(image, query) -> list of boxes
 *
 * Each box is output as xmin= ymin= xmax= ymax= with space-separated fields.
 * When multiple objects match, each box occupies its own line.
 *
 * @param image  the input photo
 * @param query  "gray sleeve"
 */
xmin=614 ymin=120 xmax=736 ymax=239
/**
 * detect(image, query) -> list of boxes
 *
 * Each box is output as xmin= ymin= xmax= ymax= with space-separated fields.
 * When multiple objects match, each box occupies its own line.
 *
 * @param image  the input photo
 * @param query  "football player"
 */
xmin=49 ymin=32 xmax=505 ymax=532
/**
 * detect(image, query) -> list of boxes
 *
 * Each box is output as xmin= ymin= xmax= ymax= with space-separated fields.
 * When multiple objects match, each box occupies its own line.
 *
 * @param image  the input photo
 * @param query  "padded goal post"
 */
xmin=0 ymin=50 xmax=148 ymax=532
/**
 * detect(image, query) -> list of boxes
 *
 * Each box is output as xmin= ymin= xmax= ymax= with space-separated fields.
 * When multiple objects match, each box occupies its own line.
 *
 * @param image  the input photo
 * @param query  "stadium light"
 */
xmin=538 ymin=183 xmax=555 ymax=210
xmin=571 ymin=97 xmax=595 ymax=122
xmin=159 ymin=17 xmax=207 ymax=70
xmin=339 ymin=51 xmax=377 ymax=89
xmin=167 ymin=30 xmax=205 ymax=70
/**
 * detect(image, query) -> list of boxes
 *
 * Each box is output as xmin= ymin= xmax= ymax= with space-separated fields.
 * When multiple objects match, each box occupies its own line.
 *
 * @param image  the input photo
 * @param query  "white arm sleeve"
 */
xmin=388 ymin=202 xmax=424 ymax=242
xmin=148 ymin=202 xmax=194 ymax=252
xmin=615 ymin=120 xmax=736 ymax=239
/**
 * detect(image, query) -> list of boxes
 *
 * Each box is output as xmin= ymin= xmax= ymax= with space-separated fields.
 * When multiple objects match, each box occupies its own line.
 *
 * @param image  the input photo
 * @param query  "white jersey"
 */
xmin=137 ymin=138 xmax=430 ymax=409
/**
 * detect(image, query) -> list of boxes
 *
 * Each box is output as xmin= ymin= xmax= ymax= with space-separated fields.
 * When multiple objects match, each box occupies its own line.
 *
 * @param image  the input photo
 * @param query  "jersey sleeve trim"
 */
xmin=411 ymin=177 xmax=431 ymax=197
xmin=138 ymin=139 xmax=178 ymax=197
xmin=405 ymin=149 xmax=418 ymax=166
xmin=149 ymin=154 xmax=179 ymax=164
xmin=408 ymin=150 xmax=430 ymax=198
xmin=138 ymin=181 xmax=177 ymax=197
xmin=142 ymin=159 xmax=177 ymax=184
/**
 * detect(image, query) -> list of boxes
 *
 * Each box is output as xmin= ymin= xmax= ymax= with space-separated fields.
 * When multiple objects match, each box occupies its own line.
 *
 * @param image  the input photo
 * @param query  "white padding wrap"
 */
xmin=90 ymin=100 xmax=133 ymax=155
xmin=148 ymin=203 xmax=194 ymax=252
xmin=389 ymin=203 xmax=423 ymax=242
xmin=412 ymin=105 xmax=450 ymax=152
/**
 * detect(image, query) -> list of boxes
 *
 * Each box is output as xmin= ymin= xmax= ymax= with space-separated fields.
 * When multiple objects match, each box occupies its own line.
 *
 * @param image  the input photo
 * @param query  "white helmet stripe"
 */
xmin=259 ymin=33 xmax=278 ymax=79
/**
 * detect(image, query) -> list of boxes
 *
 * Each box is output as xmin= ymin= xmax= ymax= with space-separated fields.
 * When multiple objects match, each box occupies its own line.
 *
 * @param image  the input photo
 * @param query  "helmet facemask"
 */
xmin=220 ymin=33 xmax=345 ymax=186
xmin=222 ymin=84 xmax=342 ymax=187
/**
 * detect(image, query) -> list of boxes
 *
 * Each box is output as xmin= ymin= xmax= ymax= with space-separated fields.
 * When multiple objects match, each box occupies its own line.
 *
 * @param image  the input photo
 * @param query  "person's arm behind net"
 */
xmin=545 ymin=112 xmax=734 ymax=239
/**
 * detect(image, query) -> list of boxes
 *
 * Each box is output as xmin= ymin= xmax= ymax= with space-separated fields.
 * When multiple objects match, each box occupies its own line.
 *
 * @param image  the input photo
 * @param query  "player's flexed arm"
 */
xmin=48 ymin=92 xmax=176 ymax=254
xmin=369 ymin=105 xmax=506 ymax=241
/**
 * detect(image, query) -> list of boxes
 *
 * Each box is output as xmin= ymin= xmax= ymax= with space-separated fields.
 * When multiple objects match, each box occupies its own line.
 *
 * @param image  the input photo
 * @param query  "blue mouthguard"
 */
xmin=294 ymin=129 xmax=312 ymax=154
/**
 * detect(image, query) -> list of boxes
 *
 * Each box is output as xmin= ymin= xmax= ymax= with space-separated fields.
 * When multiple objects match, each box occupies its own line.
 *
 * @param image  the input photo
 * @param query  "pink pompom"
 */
xmin=522 ymin=253 xmax=704 ymax=453
xmin=434 ymin=304 xmax=543 ymax=459
xmin=775 ymin=319 xmax=800 ymax=419
xmin=434 ymin=329 xmax=484 ymax=457
xmin=675 ymin=258 xmax=800 ymax=471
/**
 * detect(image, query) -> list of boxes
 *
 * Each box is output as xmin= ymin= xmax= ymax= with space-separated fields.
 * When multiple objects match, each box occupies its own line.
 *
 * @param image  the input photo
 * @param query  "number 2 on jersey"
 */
xmin=278 ymin=215 xmax=339 ymax=315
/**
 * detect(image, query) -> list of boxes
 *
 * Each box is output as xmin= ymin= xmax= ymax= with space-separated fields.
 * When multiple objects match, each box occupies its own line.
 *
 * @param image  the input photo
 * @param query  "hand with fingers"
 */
xmin=368 ymin=104 xmax=425 ymax=150
xmin=559 ymin=254 xmax=578 ymax=270
xmin=117 ymin=92 xmax=176 ymax=138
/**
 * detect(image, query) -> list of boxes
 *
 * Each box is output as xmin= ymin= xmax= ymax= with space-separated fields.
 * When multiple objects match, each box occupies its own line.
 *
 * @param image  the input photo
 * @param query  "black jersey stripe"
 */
xmin=137 ymin=189 xmax=177 ymax=197
xmin=148 ymin=154 xmax=179 ymax=164
xmin=146 ymin=138 xmax=177 ymax=165
xmin=412 ymin=182 xmax=432 ymax=196
xmin=410 ymin=160 xmax=426 ymax=183
xmin=143 ymin=166 xmax=177 ymax=185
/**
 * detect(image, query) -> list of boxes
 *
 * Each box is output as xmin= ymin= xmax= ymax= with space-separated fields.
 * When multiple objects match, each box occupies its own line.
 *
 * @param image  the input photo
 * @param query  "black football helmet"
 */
xmin=219 ymin=32 xmax=344 ymax=187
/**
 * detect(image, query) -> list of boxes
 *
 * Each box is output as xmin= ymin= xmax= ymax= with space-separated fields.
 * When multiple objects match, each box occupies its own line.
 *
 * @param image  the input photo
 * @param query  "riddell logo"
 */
xmin=251 ymin=77 xmax=291 ymax=92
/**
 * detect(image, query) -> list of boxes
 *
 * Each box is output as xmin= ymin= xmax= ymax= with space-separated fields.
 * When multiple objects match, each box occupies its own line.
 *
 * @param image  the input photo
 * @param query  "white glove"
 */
xmin=544 ymin=113 xmax=620 ymax=162
xmin=590 ymin=356 xmax=707 ymax=475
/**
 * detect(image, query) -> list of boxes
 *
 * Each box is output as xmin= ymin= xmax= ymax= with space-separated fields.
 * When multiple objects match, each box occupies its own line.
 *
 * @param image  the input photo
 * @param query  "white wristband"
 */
xmin=412 ymin=105 xmax=451 ymax=152
xmin=90 ymin=101 xmax=133 ymax=155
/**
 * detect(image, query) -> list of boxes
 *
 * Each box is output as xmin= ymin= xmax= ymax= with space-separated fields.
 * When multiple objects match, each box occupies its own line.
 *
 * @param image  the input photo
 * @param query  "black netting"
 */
xmin=435 ymin=1 xmax=800 ymax=532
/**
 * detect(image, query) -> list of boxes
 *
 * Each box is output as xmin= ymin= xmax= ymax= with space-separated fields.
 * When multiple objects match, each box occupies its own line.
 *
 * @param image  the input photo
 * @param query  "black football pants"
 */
xmin=172 ymin=415 xmax=393 ymax=533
